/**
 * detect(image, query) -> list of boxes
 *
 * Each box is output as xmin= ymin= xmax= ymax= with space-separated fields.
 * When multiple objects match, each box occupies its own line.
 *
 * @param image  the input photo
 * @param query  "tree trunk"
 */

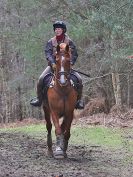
xmin=111 ymin=72 xmax=122 ymax=106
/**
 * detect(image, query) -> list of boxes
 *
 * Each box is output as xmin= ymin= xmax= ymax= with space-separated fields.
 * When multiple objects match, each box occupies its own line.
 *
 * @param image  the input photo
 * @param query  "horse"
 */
xmin=42 ymin=43 xmax=78 ymax=159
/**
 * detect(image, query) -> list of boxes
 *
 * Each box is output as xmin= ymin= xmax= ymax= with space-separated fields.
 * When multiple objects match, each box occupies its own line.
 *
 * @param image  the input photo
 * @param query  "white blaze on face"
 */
xmin=60 ymin=56 xmax=66 ymax=84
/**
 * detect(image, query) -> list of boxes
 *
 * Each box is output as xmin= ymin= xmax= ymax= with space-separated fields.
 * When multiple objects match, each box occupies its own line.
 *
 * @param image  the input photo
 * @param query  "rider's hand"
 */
xmin=70 ymin=61 xmax=74 ymax=66
xmin=52 ymin=63 xmax=56 ymax=71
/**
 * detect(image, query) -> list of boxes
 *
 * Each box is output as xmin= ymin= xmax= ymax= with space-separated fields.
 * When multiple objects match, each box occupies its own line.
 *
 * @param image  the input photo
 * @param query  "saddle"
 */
xmin=69 ymin=72 xmax=80 ymax=91
xmin=42 ymin=72 xmax=80 ymax=95
xmin=42 ymin=73 xmax=53 ymax=95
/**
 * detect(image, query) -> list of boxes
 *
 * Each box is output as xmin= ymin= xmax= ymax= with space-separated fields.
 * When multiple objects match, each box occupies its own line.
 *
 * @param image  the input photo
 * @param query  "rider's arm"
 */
xmin=45 ymin=40 xmax=55 ymax=64
xmin=69 ymin=40 xmax=78 ymax=65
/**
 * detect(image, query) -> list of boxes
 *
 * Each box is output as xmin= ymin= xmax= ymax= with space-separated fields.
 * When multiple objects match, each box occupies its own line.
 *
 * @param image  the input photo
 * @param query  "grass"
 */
xmin=0 ymin=124 xmax=133 ymax=151
xmin=70 ymin=126 xmax=123 ymax=147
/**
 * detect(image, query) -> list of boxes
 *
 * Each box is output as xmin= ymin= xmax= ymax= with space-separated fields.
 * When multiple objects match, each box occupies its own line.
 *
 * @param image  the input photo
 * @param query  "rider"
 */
xmin=30 ymin=21 xmax=84 ymax=109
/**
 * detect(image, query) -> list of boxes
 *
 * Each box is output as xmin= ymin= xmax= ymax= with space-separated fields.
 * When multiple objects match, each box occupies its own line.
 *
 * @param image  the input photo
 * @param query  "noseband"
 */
xmin=58 ymin=71 xmax=69 ymax=77
xmin=53 ymin=70 xmax=70 ymax=87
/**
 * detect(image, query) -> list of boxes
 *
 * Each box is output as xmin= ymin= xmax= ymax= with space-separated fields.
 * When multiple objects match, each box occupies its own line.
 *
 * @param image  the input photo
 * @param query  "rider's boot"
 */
xmin=75 ymin=84 xmax=84 ymax=109
xmin=30 ymin=66 xmax=51 ymax=107
xmin=30 ymin=81 xmax=43 ymax=107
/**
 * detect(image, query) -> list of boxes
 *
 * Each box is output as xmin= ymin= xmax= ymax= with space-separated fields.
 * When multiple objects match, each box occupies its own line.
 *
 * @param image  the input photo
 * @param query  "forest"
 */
xmin=0 ymin=1 xmax=133 ymax=176
xmin=0 ymin=0 xmax=133 ymax=123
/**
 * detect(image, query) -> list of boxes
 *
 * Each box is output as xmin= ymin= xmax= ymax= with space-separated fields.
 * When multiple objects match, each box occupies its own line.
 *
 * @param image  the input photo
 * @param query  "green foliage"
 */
xmin=15 ymin=22 xmax=52 ymax=60
xmin=7 ymin=0 xmax=44 ymax=9
xmin=69 ymin=21 xmax=89 ymax=42
xmin=1 ymin=0 xmax=133 ymax=120
xmin=1 ymin=124 xmax=133 ymax=151
xmin=71 ymin=126 xmax=123 ymax=148
xmin=4 ymin=0 xmax=133 ymax=73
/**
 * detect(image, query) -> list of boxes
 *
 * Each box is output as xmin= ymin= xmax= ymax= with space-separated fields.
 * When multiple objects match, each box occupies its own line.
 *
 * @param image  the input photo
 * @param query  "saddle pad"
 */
xmin=43 ymin=73 xmax=53 ymax=90
xmin=43 ymin=72 xmax=79 ymax=94
xmin=70 ymin=73 xmax=79 ymax=90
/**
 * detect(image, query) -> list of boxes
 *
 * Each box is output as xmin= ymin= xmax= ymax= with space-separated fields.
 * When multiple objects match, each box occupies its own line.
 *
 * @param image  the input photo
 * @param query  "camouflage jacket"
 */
xmin=45 ymin=34 xmax=78 ymax=65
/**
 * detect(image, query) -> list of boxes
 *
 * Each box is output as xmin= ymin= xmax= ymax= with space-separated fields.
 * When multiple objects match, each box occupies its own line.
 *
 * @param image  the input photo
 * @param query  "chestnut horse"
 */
xmin=43 ymin=43 xmax=78 ymax=159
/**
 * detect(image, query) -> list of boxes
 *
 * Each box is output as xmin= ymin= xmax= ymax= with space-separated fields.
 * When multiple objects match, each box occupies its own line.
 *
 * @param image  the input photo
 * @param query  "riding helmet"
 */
xmin=53 ymin=21 xmax=67 ymax=33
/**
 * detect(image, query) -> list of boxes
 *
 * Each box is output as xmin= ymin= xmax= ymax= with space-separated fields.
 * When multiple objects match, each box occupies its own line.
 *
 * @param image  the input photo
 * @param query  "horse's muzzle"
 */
xmin=58 ymin=71 xmax=69 ymax=86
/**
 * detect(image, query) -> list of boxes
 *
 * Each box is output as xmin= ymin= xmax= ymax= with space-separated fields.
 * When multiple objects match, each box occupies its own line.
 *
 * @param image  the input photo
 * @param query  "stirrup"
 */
xmin=30 ymin=97 xmax=42 ymax=107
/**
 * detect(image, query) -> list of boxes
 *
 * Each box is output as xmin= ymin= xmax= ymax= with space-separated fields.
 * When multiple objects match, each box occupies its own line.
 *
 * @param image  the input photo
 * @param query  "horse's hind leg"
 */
xmin=43 ymin=106 xmax=53 ymax=157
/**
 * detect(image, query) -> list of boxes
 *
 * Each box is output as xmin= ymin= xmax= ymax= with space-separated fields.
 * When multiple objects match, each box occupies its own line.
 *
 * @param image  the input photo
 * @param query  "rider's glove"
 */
xmin=70 ymin=61 xmax=74 ymax=66
xmin=52 ymin=63 xmax=56 ymax=71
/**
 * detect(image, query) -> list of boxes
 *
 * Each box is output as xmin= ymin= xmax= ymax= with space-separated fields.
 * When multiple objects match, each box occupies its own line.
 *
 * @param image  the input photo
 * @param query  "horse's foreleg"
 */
xmin=43 ymin=106 xmax=53 ymax=157
xmin=63 ymin=111 xmax=74 ymax=156
xmin=51 ymin=112 xmax=65 ymax=159
xmin=51 ymin=112 xmax=62 ymax=135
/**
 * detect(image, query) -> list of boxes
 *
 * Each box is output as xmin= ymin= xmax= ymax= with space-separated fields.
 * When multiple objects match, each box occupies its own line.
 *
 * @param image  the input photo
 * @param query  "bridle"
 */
xmin=54 ymin=55 xmax=71 ymax=87
xmin=52 ymin=43 xmax=71 ymax=87
xmin=53 ymin=69 xmax=70 ymax=87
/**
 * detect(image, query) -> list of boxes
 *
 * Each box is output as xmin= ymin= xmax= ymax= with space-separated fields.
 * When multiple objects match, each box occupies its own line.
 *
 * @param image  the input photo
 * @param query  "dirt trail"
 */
xmin=0 ymin=131 xmax=132 ymax=177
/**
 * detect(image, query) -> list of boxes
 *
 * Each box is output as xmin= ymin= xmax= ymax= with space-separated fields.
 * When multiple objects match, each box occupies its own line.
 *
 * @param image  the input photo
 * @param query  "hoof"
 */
xmin=54 ymin=147 xmax=65 ymax=159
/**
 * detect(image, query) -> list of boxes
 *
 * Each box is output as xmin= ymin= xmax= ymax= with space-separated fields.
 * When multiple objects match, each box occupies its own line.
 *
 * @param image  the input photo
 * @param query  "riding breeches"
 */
xmin=38 ymin=66 xmax=52 ymax=85
xmin=36 ymin=66 xmax=52 ymax=99
xmin=70 ymin=69 xmax=83 ymax=91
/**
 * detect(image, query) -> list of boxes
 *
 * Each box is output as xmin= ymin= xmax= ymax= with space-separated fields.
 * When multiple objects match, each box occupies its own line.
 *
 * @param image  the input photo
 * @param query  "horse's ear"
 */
xmin=57 ymin=45 xmax=60 ymax=53
xmin=65 ymin=44 xmax=69 ymax=53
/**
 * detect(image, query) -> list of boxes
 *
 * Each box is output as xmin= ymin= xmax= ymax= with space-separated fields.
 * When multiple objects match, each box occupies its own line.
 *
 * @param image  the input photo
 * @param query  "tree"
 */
xmin=0 ymin=0 xmax=133 ymax=122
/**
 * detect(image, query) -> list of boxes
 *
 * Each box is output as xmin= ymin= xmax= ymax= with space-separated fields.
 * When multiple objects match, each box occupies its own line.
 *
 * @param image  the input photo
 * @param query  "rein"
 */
xmin=58 ymin=71 xmax=69 ymax=77
xmin=52 ymin=71 xmax=70 ymax=87
xmin=72 ymin=69 xmax=90 ymax=77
